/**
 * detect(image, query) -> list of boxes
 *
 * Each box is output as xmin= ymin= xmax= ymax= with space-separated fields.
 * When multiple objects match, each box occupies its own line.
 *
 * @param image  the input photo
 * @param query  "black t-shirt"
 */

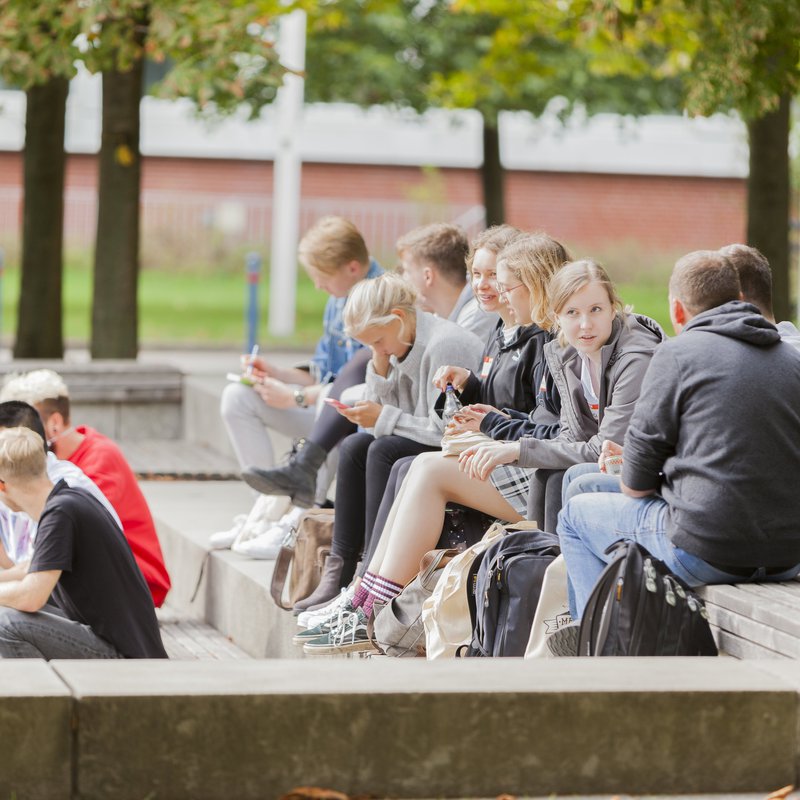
xmin=29 ymin=481 xmax=167 ymax=658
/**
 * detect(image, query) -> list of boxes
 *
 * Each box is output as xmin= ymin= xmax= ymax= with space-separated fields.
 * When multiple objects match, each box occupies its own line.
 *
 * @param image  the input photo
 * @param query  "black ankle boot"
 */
xmin=242 ymin=438 xmax=327 ymax=508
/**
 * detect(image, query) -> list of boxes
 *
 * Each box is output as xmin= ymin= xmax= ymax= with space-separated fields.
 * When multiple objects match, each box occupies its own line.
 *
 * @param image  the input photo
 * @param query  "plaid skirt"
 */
xmin=490 ymin=463 xmax=531 ymax=517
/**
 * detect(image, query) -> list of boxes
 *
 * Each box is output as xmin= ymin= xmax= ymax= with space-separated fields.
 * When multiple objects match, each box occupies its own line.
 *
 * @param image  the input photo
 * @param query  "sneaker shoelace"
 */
xmin=332 ymin=609 xmax=363 ymax=647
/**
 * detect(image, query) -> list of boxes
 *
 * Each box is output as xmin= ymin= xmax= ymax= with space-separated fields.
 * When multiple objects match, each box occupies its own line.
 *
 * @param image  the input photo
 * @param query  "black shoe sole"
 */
xmin=241 ymin=469 xmax=313 ymax=508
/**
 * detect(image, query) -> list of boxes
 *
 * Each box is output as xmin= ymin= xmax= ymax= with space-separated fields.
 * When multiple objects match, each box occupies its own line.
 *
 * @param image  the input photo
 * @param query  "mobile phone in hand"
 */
xmin=324 ymin=397 xmax=351 ymax=410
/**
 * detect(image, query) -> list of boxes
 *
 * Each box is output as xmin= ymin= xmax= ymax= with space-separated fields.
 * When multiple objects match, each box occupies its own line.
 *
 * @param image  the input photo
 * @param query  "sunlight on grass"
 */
xmin=0 ymin=259 xmax=673 ymax=347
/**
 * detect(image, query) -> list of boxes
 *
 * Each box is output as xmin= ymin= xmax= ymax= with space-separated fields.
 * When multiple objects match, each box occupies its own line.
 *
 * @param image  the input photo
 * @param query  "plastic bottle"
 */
xmin=442 ymin=382 xmax=463 ymax=426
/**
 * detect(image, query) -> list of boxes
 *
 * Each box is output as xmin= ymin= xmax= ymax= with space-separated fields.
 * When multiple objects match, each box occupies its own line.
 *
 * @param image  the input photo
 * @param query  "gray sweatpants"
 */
xmin=220 ymin=382 xmax=336 ymax=505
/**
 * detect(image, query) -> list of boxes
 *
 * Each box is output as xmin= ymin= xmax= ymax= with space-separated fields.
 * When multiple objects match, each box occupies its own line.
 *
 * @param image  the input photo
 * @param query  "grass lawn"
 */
xmin=0 ymin=263 xmax=674 ymax=348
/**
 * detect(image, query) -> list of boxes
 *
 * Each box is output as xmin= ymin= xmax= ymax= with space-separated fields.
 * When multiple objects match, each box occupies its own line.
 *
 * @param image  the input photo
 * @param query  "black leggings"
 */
xmin=332 ymin=433 xmax=437 ymax=573
xmin=527 ymin=468 xmax=566 ymax=533
xmin=309 ymin=348 xmax=371 ymax=452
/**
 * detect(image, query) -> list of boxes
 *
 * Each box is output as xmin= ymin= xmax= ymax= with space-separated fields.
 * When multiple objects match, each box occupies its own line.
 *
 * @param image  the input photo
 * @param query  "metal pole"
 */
xmin=245 ymin=251 xmax=261 ymax=353
xmin=268 ymin=9 xmax=306 ymax=338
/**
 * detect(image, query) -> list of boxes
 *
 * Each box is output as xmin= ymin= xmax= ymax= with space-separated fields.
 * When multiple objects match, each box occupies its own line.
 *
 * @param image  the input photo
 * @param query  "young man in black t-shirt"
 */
xmin=0 ymin=426 xmax=166 ymax=659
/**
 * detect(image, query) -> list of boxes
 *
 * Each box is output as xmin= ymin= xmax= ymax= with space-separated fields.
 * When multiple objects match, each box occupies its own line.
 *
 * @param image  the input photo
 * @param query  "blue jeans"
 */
xmin=561 ymin=462 xmax=621 ymax=506
xmin=0 ymin=605 xmax=123 ymax=659
xmin=557 ymin=492 xmax=800 ymax=620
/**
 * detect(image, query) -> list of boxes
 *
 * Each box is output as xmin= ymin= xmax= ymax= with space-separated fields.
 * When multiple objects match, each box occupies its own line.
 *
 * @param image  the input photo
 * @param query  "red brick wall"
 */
xmin=0 ymin=151 xmax=747 ymax=255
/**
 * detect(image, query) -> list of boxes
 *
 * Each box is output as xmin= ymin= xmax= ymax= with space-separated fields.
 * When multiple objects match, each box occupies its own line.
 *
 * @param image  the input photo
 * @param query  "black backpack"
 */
xmin=578 ymin=540 xmax=718 ymax=657
xmin=460 ymin=528 xmax=561 ymax=657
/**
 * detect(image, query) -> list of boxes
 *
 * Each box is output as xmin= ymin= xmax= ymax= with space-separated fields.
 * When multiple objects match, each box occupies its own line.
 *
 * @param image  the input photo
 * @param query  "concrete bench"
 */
xmin=143 ymin=480 xmax=302 ymax=659
xmin=0 ymin=360 xmax=183 ymax=440
xmin=1 ymin=658 xmax=797 ymax=799
xmin=699 ymin=579 xmax=800 ymax=659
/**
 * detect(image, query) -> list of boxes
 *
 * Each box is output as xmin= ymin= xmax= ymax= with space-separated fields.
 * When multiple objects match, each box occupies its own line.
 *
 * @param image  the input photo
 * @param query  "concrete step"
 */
xmin=143 ymin=480 xmax=304 ymax=659
xmin=43 ymin=658 xmax=800 ymax=799
xmin=120 ymin=438 xmax=240 ymax=480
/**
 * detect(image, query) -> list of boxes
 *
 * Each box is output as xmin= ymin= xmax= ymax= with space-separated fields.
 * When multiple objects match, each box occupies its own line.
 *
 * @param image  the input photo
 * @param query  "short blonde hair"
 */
xmin=344 ymin=273 xmax=418 ymax=340
xmin=298 ymin=216 xmax=369 ymax=276
xmin=549 ymin=259 xmax=624 ymax=345
xmin=496 ymin=233 xmax=571 ymax=328
xmin=465 ymin=225 xmax=524 ymax=272
xmin=1 ymin=369 xmax=71 ymax=423
xmin=0 ymin=427 xmax=47 ymax=482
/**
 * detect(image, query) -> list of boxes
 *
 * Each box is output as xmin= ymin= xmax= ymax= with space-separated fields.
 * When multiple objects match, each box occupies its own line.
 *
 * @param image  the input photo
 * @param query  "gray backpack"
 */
xmin=460 ymin=529 xmax=561 ymax=657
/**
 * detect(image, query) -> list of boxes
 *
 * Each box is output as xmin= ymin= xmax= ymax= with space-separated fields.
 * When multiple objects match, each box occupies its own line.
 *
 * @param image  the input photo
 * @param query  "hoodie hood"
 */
xmin=684 ymin=301 xmax=781 ymax=347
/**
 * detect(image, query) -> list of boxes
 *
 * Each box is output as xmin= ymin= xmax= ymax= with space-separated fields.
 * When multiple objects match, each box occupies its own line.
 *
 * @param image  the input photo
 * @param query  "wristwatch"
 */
xmin=293 ymin=389 xmax=306 ymax=408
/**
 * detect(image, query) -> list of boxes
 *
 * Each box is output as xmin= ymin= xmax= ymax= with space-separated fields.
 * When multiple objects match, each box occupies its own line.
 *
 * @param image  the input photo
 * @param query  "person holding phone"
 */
xmin=215 ymin=217 xmax=382 ymax=545
xmin=296 ymin=273 xmax=484 ymax=616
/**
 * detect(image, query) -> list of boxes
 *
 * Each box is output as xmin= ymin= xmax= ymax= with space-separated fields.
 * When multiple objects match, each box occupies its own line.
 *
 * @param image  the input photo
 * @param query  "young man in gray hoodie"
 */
xmin=558 ymin=249 xmax=800 ymax=625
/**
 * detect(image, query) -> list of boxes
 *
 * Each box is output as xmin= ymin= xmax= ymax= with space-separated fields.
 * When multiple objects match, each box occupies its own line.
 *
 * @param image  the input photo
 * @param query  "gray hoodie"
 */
xmin=624 ymin=301 xmax=800 ymax=568
xmin=517 ymin=313 xmax=665 ymax=469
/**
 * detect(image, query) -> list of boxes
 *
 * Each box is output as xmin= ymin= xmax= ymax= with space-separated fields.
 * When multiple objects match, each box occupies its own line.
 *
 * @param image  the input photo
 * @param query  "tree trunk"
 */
xmin=91 ymin=42 xmax=145 ymax=359
xmin=481 ymin=116 xmax=505 ymax=227
xmin=14 ymin=78 xmax=68 ymax=358
xmin=747 ymin=94 xmax=792 ymax=322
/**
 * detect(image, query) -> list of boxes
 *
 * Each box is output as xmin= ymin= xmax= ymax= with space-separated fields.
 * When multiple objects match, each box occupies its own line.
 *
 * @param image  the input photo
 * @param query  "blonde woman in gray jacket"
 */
xmin=312 ymin=272 xmax=484 ymax=606
xmin=460 ymin=259 xmax=665 ymax=526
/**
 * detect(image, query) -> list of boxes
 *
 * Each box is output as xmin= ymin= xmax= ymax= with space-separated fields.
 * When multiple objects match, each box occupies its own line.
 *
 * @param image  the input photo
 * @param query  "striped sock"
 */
xmin=351 ymin=572 xmax=377 ymax=609
xmin=362 ymin=574 xmax=404 ymax=617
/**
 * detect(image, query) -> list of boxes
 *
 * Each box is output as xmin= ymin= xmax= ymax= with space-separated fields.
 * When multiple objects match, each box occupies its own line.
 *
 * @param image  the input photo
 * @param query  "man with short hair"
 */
xmin=557 ymin=250 xmax=800 ymax=642
xmin=0 ymin=400 xmax=121 ymax=567
xmin=719 ymin=243 xmax=800 ymax=349
xmin=396 ymin=223 xmax=497 ymax=340
xmin=0 ymin=370 xmax=171 ymax=607
xmin=0 ymin=426 xmax=166 ymax=659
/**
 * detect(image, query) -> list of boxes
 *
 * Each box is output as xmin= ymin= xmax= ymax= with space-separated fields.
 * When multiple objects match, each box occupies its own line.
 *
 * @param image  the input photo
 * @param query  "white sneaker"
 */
xmin=297 ymin=586 xmax=355 ymax=629
xmin=209 ymin=514 xmax=247 ymax=550
xmin=232 ymin=505 xmax=304 ymax=559
xmin=232 ymin=525 xmax=287 ymax=559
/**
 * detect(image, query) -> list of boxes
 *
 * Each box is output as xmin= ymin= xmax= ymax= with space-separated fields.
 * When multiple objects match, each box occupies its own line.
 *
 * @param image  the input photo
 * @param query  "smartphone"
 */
xmin=324 ymin=397 xmax=352 ymax=410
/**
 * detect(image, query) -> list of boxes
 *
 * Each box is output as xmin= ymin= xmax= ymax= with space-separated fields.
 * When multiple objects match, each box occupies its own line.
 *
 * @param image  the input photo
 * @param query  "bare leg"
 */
xmin=366 ymin=472 xmax=413 ymax=572
xmin=371 ymin=452 xmax=522 ymax=585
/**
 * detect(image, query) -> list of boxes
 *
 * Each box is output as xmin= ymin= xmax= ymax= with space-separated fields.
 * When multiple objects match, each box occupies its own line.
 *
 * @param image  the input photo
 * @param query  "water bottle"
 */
xmin=442 ymin=382 xmax=462 ymax=426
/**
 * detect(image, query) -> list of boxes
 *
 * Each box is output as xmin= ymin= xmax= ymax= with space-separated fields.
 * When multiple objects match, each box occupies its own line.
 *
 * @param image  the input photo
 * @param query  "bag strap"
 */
xmin=578 ymin=544 xmax=629 ymax=656
xmin=269 ymin=544 xmax=296 ymax=610
xmin=418 ymin=548 xmax=459 ymax=585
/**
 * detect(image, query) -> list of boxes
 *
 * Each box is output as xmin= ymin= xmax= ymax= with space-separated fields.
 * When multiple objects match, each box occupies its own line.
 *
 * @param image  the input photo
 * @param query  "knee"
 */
xmin=220 ymin=382 xmax=258 ymax=420
xmin=339 ymin=432 xmax=374 ymax=464
xmin=0 ymin=606 xmax=26 ymax=634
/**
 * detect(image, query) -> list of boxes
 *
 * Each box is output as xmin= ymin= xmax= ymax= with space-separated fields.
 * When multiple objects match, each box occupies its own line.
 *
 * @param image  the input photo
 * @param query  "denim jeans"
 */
xmin=557 ymin=492 xmax=800 ymax=620
xmin=0 ymin=605 xmax=123 ymax=659
xmin=561 ymin=462 xmax=622 ymax=506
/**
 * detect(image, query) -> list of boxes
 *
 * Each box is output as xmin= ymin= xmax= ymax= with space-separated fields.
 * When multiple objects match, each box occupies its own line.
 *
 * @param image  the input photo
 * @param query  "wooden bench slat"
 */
xmin=712 ymin=627 xmax=791 ymax=660
xmin=699 ymin=584 xmax=800 ymax=637
xmin=705 ymin=605 xmax=800 ymax=657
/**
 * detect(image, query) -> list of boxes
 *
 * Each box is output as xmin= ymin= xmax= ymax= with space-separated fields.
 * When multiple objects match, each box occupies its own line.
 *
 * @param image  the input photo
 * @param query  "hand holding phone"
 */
xmin=324 ymin=397 xmax=351 ymax=410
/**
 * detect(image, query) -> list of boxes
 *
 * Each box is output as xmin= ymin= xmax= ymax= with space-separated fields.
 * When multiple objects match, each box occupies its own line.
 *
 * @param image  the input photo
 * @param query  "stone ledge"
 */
xmin=48 ymin=658 xmax=800 ymax=800
xmin=143 ymin=480 xmax=302 ymax=658
xmin=0 ymin=661 xmax=73 ymax=800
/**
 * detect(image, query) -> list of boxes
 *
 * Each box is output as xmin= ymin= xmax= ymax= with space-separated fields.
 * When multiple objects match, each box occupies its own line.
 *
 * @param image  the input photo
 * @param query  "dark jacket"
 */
xmin=459 ymin=321 xmax=549 ymax=414
xmin=624 ymin=301 xmax=800 ymax=568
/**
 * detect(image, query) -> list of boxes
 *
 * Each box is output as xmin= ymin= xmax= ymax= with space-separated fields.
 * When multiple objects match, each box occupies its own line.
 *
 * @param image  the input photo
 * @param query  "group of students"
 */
xmin=0 ymin=372 xmax=170 ymax=659
xmin=219 ymin=213 xmax=800 ymax=657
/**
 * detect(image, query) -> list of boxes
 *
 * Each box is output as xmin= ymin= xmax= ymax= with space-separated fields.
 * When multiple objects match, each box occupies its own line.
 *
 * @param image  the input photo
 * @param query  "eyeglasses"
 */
xmin=495 ymin=282 xmax=525 ymax=298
